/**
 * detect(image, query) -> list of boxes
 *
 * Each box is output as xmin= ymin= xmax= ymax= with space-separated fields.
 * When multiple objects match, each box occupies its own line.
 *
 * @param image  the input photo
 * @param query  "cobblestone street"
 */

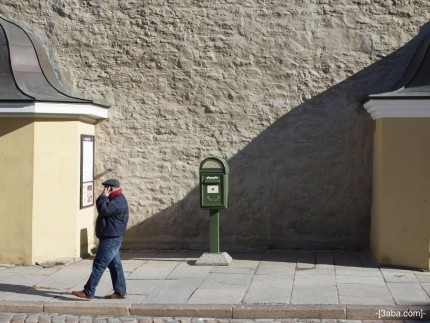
xmin=0 ymin=313 xmax=417 ymax=323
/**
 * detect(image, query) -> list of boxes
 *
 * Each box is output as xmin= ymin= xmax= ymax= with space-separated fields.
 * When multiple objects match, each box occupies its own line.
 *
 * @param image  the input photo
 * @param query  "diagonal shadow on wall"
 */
xmin=123 ymin=23 xmax=430 ymax=252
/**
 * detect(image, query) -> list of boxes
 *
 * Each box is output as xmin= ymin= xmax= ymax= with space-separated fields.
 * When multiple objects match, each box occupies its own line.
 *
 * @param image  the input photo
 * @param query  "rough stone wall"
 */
xmin=1 ymin=1 xmax=429 ymax=250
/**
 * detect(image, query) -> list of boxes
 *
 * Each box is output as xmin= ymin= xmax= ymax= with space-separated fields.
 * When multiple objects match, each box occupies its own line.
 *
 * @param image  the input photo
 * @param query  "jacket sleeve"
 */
xmin=96 ymin=195 xmax=121 ymax=217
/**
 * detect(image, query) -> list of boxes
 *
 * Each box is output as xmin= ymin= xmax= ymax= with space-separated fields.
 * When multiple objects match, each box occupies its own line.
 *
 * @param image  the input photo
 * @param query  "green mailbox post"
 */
xmin=199 ymin=157 xmax=229 ymax=256
xmin=200 ymin=157 xmax=229 ymax=253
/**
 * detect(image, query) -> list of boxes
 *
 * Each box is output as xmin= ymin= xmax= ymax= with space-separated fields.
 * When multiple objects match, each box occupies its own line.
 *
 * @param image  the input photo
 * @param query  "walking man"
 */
xmin=73 ymin=179 xmax=129 ymax=300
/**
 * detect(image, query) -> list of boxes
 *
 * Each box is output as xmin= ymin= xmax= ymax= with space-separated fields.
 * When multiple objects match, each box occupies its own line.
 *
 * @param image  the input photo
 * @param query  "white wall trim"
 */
xmin=0 ymin=102 xmax=108 ymax=123
xmin=364 ymin=99 xmax=430 ymax=120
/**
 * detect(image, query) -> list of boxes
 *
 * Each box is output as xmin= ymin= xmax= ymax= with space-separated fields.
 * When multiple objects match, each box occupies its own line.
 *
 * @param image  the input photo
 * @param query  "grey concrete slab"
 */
xmin=381 ymin=268 xmax=419 ymax=283
xmin=243 ymin=274 xmax=293 ymax=304
xmin=197 ymin=272 xmax=253 ymax=290
xmin=420 ymin=282 xmax=430 ymax=295
xmin=121 ymin=258 xmax=150 ymax=274
xmin=0 ymin=288 xmax=57 ymax=302
xmin=125 ymin=279 xmax=161 ymax=296
xmin=30 ymin=266 xmax=62 ymax=275
xmin=142 ymin=279 xmax=202 ymax=304
xmin=150 ymin=251 xmax=194 ymax=261
xmin=291 ymin=284 xmax=338 ymax=304
xmin=335 ymin=266 xmax=382 ymax=277
xmin=0 ymin=273 xmax=49 ymax=292
xmin=415 ymin=272 xmax=430 ymax=283
xmin=336 ymin=275 xmax=386 ymax=285
xmin=33 ymin=265 xmax=89 ymax=292
xmin=167 ymin=262 xmax=213 ymax=279
xmin=0 ymin=266 xmax=44 ymax=274
xmin=120 ymin=250 xmax=159 ymax=261
xmin=187 ymin=288 xmax=247 ymax=304
xmin=293 ymin=274 xmax=336 ymax=285
xmin=294 ymin=253 xmax=335 ymax=276
xmin=0 ymin=274 xmax=52 ymax=302
xmin=187 ymin=272 xmax=253 ymax=304
xmin=256 ymin=261 xmax=296 ymax=275
xmin=295 ymin=267 xmax=335 ymax=276
xmin=0 ymin=272 xmax=19 ymax=283
xmin=211 ymin=267 xmax=255 ymax=275
xmin=387 ymin=282 xmax=430 ymax=305
xmin=127 ymin=260 xmax=180 ymax=280
xmin=337 ymin=283 xmax=394 ymax=305
xmin=229 ymin=259 xmax=261 ymax=269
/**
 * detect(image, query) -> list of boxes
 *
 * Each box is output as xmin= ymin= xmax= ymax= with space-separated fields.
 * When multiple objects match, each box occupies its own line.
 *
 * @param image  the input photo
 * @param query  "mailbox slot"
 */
xmin=203 ymin=176 xmax=220 ymax=184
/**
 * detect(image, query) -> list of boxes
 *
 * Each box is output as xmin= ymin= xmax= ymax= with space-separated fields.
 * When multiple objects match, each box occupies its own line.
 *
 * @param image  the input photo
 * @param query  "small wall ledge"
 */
xmin=364 ymin=99 xmax=430 ymax=120
xmin=0 ymin=102 xmax=108 ymax=124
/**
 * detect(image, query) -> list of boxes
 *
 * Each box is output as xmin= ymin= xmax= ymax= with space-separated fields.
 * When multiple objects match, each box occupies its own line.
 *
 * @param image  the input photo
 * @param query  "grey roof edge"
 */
xmin=361 ymin=27 xmax=430 ymax=105
xmin=0 ymin=15 xmax=109 ymax=108
xmin=392 ymin=33 xmax=430 ymax=90
xmin=364 ymin=29 xmax=430 ymax=103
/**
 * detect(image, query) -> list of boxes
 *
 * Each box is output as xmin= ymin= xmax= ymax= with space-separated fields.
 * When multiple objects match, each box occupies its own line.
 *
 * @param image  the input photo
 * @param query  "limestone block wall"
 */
xmin=1 ymin=1 xmax=429 ymax=250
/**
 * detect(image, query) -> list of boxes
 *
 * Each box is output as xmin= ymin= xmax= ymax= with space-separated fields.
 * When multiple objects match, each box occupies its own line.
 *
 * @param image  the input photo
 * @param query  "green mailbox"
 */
xmin=199 ymin=157 xmax=229 ymax=209
xmin=199 ymin=157 xmax=229 ymax=255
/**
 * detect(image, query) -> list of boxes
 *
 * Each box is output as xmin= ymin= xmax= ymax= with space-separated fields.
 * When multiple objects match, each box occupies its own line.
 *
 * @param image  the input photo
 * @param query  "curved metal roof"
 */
xmin=367 ymin=32 xmax=430 ymax=100
xmin=0 ymin=16 xmax=94 ymax=104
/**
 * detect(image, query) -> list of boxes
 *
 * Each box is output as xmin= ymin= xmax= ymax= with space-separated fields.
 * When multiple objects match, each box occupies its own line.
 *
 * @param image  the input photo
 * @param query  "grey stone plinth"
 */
xmin=195 ymin=252 xmax=232 ymax=266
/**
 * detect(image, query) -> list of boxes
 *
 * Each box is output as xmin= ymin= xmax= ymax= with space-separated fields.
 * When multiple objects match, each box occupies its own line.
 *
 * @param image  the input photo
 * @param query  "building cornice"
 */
xmin=0 ymin=102 xmax=108 ymax=124
xmin=363 ymin=99 xmax=430 ymax=120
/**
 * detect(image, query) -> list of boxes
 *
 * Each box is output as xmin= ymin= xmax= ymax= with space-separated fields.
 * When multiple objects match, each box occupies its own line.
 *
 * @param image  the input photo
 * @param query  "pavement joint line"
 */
xmin=1 ymin=301 xmax=430 ymax=319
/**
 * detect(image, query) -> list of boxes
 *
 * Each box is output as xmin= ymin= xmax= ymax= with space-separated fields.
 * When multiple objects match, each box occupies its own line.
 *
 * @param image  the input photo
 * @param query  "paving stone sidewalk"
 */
xmin=0 ymin=250 xmax=429 ymax=320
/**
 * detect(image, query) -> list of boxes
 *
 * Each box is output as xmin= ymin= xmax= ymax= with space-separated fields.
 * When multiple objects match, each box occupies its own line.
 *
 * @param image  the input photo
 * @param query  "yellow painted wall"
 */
xmin=0 ymin=119 xmax=34 ymax=264
xmin=0 ymin=118 xmax=96 ymax=265
xmin=32 ymin=120 xmax=96 ymax=264
xmin=371 ymin=118 xmax=430 ymax=269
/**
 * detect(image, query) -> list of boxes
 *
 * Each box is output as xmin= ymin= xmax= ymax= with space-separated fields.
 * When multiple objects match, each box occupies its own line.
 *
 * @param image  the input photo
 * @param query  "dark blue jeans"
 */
xmin=84 ymin=236 xmax=126 ymax=298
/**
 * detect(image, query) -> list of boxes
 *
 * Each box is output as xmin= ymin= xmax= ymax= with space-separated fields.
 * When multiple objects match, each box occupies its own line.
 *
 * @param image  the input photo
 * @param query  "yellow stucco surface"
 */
xmin=0 ymin=118 xmax=96 ymax=265
xmin=0 ymin=119 xmax=34 ymax=264
xmin=371 ymin=118 xmax=430 ymax=269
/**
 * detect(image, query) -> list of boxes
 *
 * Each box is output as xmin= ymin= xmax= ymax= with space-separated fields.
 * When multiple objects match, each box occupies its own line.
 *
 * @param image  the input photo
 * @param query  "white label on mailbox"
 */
xmin=207 ymin=185 xmax=219 ymax=194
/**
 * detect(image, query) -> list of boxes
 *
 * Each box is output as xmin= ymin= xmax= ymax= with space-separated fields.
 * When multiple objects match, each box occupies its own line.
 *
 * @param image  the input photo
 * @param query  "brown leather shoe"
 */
xmin=72 ymin=290 xmax=91 ymax=300
xmin=104 ymin=292 xmax=127 ymax=299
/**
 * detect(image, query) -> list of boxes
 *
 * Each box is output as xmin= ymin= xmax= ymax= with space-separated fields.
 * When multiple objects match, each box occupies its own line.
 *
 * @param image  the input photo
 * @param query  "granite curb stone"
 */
xmin=0 ymin=301 xmax=44 ymax=313
xmin=43 ymin=302 xmax=130 ymax=316
xmin=232 ymin=305 xmax=346 ymax=319
xmin=129 ymin=304 xmax=232 ymax=318
xmin=4 ymin=301 xmax=430 ymax=320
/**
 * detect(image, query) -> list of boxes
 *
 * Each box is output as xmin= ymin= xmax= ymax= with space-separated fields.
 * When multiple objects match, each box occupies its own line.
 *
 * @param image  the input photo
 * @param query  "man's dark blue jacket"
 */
xmin=95 ymin=191 xmax=129 ymax=239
